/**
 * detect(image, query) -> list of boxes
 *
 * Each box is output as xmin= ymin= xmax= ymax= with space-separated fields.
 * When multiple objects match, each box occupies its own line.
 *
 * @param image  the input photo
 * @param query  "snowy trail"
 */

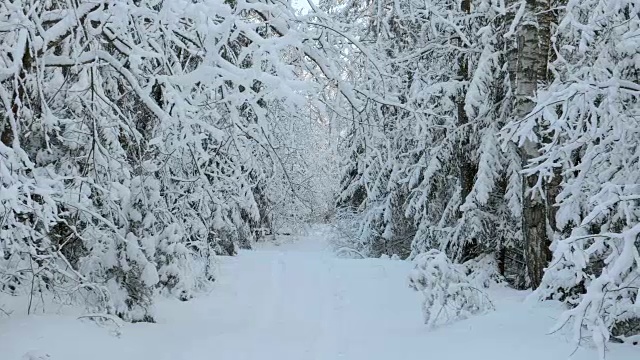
xmin=1 ymin=228 xmax=637 ymax=360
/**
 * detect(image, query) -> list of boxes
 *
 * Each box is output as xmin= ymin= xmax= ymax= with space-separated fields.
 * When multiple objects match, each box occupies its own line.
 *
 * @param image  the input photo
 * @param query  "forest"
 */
xmin=0 ymin=0 xmax=638 ymax=359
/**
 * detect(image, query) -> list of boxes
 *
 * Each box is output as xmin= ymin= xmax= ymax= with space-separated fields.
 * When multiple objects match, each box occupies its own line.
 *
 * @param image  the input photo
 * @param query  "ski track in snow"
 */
xmin=1 ymin=227 xmax=638 ymax=360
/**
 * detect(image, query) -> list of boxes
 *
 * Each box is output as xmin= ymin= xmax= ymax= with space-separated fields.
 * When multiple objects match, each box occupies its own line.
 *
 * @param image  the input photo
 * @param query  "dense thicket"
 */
xmin=0 ymin=0 xmax=335 ymax=321
xmin=325 ymin=0 xmax=640 ymax=354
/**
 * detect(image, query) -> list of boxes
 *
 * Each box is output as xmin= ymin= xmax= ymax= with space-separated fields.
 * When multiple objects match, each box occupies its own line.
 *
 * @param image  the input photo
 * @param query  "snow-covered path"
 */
xmin=1 ymin=228 xmax=637 ymax=360
xmin=196 ymin=235 xmax=423 ymax=360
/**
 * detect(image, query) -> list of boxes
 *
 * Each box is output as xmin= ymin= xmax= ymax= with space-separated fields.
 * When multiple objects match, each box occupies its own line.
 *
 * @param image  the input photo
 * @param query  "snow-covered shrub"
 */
xmin=409 ymin=250 xmax=494 ymax=328
xmin=461 ymin=254 xmax=504 ymax=288
xmin=330 ymin=208 xmax=366 ymax=255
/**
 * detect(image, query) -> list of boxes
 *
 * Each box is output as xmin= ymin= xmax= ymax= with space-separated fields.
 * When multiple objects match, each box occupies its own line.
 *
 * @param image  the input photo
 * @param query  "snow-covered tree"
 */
xmin=505 ymin=0 xmax=640 ymax=354
xmin=0 ymin=0 xmax=327 ymax=321
xmin=325 ymin=0 xmax=524 ymax=279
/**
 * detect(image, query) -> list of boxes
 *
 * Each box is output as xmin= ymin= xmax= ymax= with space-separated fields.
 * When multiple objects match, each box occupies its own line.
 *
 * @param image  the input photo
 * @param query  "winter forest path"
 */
xmin=205 ymin=228 xmax=424 ymax=360
xmin=2 ymin=226 xmax=637 ymax=360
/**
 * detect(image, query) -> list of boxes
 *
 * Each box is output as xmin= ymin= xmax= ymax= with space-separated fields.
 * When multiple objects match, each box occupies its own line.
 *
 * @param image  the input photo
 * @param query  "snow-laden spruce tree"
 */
xmin=505 ymin=0 xmax=640 ymax=353
xmin=319 ymin=0 xmax=454 ymax=258
xmin=324 ymin=0 xmax=524 ymax=282
xmin=0 ymin=0 xmax=321 ymax=320
xmin=402 ymin=0 xmax=523 ymax=265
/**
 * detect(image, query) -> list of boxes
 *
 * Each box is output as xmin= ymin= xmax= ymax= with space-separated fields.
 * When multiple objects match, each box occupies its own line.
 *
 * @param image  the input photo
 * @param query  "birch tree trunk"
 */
xmin=514 ymin=0 xmax=552 ymax=288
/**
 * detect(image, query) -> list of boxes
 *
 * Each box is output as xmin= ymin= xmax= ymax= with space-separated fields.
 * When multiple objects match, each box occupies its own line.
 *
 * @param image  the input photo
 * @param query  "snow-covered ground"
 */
xmin=1 ymin=227 xmax=637 ymax=360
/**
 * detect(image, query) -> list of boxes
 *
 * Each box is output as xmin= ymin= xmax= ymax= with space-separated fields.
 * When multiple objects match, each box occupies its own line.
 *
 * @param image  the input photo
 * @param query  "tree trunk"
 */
xmin=536 ymin=0 xmax=553 ymax=85
xmin=538 ymin=0 xmax=561 ymax=240
xmin=455 ymin=0 xmax=480 ymax=262
xmin=457 ymin=0 xmax=473 ymax=198
xmin=498 ymin=246 xmax=507 ymax=276
xmin=514 ymin=0 xmax=551 ymax=288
